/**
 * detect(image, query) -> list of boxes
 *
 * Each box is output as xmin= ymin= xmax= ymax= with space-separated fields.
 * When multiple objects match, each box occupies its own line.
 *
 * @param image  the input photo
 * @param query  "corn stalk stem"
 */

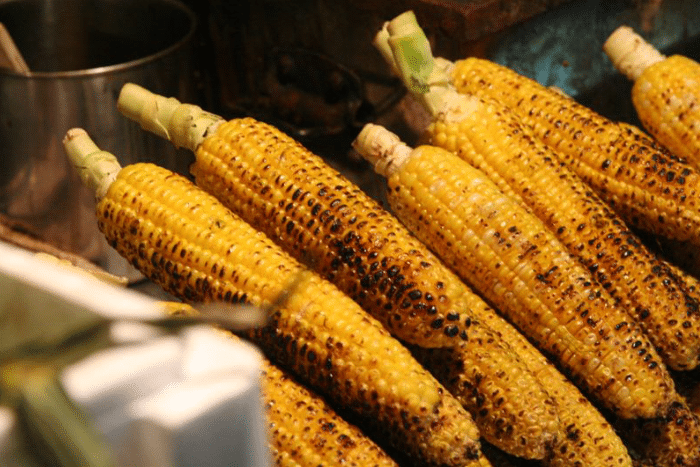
xmin=375 ymin=11 xmax=477 ymax=124
xmin=63 ymin=128 xmax=121 ymax=202
xmin=117 ymin=83 xmax=224 ymax=153
xmin=603 ymin=25 xmax=665 ymax=81
xmin=353 ymin=124 xmax=413 ymax=178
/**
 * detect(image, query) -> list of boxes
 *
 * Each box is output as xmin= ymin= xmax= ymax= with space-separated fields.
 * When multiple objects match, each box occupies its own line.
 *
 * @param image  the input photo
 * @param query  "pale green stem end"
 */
xmin=373 ymin=25 xmax=400 ymax=76
xmin=117 ymin=83 xmax=224 ymax=153
xmin=375 ymin=11 xmax=475 ymax=123
xmin=63 ymin=128 xmax=121 ymax=202
xmin=352 ymin=123 xmax=413 ymax=178
xmin=603 ymin=25 xmax=665 ymax=81
xmin=386 ymin=11 xmax=434 ymax=95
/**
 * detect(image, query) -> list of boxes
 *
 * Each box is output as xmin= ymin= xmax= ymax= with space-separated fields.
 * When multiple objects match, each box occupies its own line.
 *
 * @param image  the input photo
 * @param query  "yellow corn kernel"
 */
xmin=63 ymin=128 xmax=488 ymax=467
xmin=604 ymin=25 xmax=700 ymax=166
xmin=354 ymin=124 xmax=677 ymax=420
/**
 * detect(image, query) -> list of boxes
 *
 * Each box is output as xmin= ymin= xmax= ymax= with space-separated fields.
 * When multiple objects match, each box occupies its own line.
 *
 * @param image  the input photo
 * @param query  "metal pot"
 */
xmin=0 ymin=0 xmax=197 ymax=279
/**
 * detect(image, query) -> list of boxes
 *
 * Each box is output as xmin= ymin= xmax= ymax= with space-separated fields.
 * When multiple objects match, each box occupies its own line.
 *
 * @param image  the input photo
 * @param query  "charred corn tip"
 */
xmin=353 ymin=124 xmax=412 ymax=177
xmin=117 ymin=83 xmax=223 ymax=152
xmin=62 ymin=128 xmax=121 ymax=201
xmin=603 ymin=26 xmax=665 ymax=81
xmin=414 ymin=342 xmax=561 ymax=460
xmin=261 ymin=361 xmax=400 ymax=467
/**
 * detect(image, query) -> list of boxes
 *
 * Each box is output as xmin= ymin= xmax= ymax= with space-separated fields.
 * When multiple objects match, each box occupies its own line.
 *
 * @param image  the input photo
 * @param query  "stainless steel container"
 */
xmin=0 ymin=0 xmax=197 ymax=279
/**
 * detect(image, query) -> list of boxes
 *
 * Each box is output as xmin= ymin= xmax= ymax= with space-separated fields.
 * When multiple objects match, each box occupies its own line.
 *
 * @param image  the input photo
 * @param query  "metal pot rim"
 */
xmin=0 ymin=0 xmax=197 ymax=80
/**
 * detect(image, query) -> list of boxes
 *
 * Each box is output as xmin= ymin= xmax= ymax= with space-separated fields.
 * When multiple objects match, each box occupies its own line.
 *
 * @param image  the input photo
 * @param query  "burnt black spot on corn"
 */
xmin=354 ymin=124 xmax=677 ymax=420
xmin=450 ymin=57 xmax=700 ymax=246
xmin=64 ymin=130 xmax=487 ymax=467
xmin=424 ymin=95 xmax=700 ymax=371
xmin=614 ymin=399 xmax=700 ymax=467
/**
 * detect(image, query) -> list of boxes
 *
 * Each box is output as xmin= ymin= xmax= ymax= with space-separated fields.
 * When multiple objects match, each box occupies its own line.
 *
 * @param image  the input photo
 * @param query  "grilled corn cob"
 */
xmin=63 ymin=128 xmax=488 ymax=467
xmin=604 ymin=25 xmax=700 ymax=166
xmin=353 ymin=123 xmax=677 ymax=419
xmin=116 ymin=84 xmax=562 ymax=459
xmin=381 ymin=13 xmax=700 ymax=248
xmin=374 ymin=12 xmax=700 ymax=370
xmin=426 ymin=109 xmax=700 ymax=370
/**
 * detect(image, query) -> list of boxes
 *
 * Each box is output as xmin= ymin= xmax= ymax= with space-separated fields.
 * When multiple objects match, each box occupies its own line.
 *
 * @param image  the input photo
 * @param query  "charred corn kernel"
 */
xmin=410 ymin=340 xmax=560 ymax=460
xmin=117 ymin=84 xmax=560 ymax=459
xmin=604 ymin=26 xmax=700 ymax=166
xmin=425 ymin=108 xmax=700 ymax=370
xmin=450 ymin=56 xmax=700 ymax=246
xmin=260 ymin=355 xmax=399 ymax=467
xmin=354 ymin=124 xmax=677 ymax=419
xmin=63 ymin=128 xmax=487 ymax=467
xmin=615 ymin=400 xmax=700 ymax=467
